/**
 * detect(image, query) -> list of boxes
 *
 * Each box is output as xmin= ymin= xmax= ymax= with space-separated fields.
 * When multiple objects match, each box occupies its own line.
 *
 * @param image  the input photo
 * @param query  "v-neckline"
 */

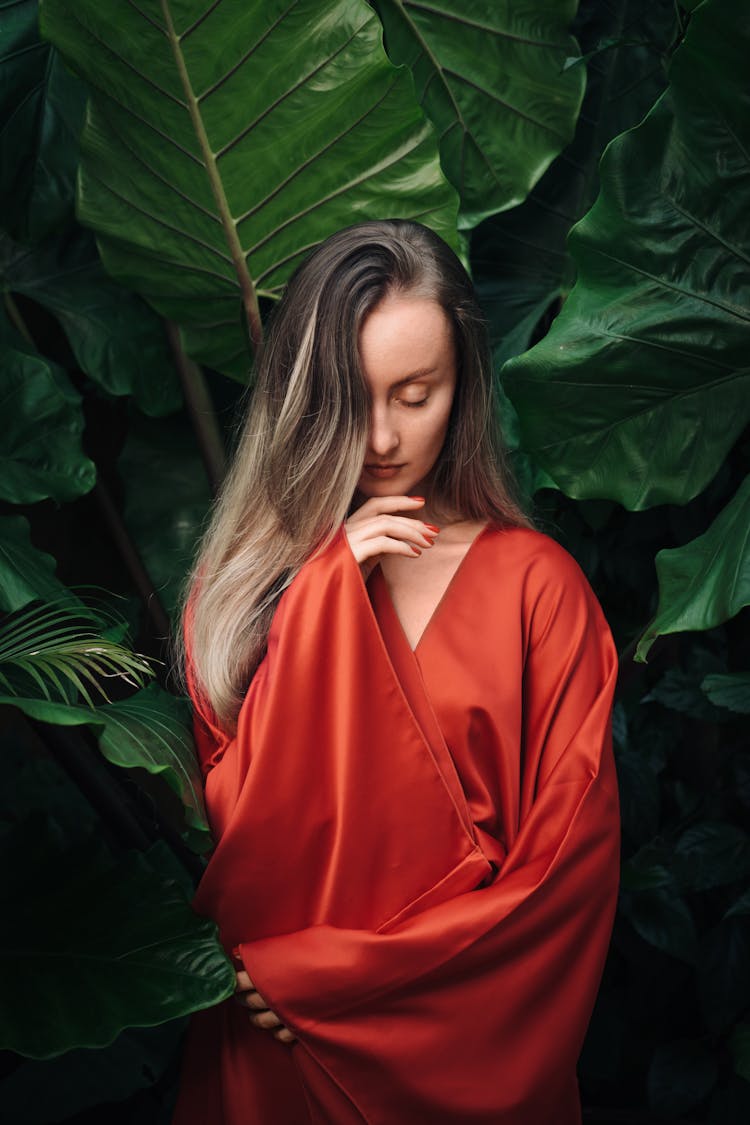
xmin=371 ymin=523 xmax=491 ymax=655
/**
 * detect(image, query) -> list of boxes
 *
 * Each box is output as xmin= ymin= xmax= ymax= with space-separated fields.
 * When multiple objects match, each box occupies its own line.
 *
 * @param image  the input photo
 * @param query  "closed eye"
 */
xmin=401 ymin=398 xmax=428 ymax=408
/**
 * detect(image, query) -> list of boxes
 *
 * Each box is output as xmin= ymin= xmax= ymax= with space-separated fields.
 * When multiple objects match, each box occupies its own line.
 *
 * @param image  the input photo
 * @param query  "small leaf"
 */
xmin=702 ymin=672 xmax=750 ymax=715
xmin=621 ymin=886 xmax=699 ymax=963
xmin=0 ymin=516 xmax=68 ymax=613
xmin=636 ymin=475 xmax=750 ymax=660
xmin=673 ymin=822 xmax=750 ymax=894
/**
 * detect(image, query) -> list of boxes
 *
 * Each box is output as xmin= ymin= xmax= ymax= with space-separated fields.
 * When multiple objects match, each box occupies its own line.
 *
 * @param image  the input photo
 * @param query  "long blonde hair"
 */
xmin=177 ymin=220 xmax=531 ymax=732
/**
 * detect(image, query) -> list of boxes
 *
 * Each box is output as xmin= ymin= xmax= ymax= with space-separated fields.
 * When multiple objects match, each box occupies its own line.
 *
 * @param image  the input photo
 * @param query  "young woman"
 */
xmin=173 ymin=220 xmax=620 ymax=1124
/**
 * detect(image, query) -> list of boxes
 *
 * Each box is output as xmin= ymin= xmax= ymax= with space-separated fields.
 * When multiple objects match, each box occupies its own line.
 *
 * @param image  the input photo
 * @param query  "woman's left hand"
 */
xmin=233 ymin=968 xmax=297 ymax=1044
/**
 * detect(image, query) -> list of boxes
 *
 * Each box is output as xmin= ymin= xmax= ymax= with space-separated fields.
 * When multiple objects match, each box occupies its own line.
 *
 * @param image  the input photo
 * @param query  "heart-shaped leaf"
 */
xmin=0 ymin=818 xmax=232 ymax=1059
xmin=40 ymin=0 xmax=459 ymax=379
xmin=0 ymin=327 xmax=96 ymax=504
xmin=473 ymin=0 xmax=678 ymax=368
xmin=372 ymin=0 xmax=586 ymax=226
xmin=0 ymin=0 xmax=86 ymax=242
xmin=502 ymin=0 xmax=750 ymax=508
xmin=1 ymin=230 xmax=182 ymax=417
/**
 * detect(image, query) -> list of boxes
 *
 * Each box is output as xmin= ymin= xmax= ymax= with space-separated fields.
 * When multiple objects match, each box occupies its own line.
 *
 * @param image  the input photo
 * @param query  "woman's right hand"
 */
xmin=344 ymin=496 xmax=439 ymax=580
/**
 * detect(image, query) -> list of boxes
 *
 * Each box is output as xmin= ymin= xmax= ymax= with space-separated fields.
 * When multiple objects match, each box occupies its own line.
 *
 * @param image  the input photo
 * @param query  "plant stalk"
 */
xmin=165 ymin=320 xmax=226 ymax=496
xmin=94 ymin=480 xmax=171 ymax=641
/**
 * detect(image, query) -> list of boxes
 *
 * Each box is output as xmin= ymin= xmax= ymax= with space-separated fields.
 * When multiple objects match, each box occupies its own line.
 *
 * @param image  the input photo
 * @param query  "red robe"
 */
xmin=173 ymin=524 xmax=620 ymax=1124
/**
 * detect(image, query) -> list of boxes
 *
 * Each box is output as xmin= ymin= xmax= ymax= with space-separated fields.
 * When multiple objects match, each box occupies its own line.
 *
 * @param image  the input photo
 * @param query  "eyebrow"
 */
xmin=390 ymin=368 xmax=437 ymax=390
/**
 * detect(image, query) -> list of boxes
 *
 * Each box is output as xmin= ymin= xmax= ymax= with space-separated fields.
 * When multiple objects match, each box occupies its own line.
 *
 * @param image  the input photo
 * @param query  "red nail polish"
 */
xmin=425 ymin=524 xmax=440 ymax=533
xmin=411 ymin=547 xmax=422 ymax=556
xmin=409 ymin=496 xmax=425 ymax=502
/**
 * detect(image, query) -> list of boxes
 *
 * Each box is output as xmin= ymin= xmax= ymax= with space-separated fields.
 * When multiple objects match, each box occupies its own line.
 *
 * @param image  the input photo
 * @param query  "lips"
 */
xmin=365 ymin=463 xmax=406 ymax=478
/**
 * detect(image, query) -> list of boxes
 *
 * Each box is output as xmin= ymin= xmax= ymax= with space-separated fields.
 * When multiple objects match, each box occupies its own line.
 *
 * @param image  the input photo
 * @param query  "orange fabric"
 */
xmin=172 ymin=526 xmax=620 ymax=1124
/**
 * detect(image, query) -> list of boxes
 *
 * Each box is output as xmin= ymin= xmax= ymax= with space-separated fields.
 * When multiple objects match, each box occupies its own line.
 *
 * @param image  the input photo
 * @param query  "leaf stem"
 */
xmin=3 ymin=292 xmax=35 ymax=348
xmin=93 ymin=480 xmax=172 ymax=642
xmin=165 ymin=321 xmax=226 ymax=496
xmin=161 ymin=0 xmax=263 ymax=352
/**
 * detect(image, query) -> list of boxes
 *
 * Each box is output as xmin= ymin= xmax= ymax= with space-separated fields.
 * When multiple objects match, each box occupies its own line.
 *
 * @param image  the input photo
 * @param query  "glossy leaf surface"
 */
xmin=96 ymin=684 xmax=210 ymax=849
xmin=503 ymin=0 xmax=750 ymax=508
xmin=0 ymin=324 xmax=96 ymax=504
xmin=0 ymin=517 xmax=67 ymax=613
xmin=1 ymin=231 xmax=181 ymax=417
xmin=473 ymin=0 xmax=677 ymax=368
xmin=0 ymin=821 xmax=232 ymax=1058
xmin=40 ymin=0 xmax=458 ymax=379
xmin=636 ymin=475 xmax=750 ymax=660
xmin=0 ymin=0 xmax=86 ymax=242
xmin=373 ymin=0 xmax=585 ymax=225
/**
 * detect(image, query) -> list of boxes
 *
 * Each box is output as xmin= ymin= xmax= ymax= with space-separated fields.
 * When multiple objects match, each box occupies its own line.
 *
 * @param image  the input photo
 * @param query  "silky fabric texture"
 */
xmin=172 ymin=525 xmax=620 ymax=1124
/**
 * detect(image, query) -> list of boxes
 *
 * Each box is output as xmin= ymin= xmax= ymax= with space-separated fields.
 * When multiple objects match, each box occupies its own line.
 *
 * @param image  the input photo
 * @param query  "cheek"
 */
xmin=416 ymin=403 xmax=454 ymax=459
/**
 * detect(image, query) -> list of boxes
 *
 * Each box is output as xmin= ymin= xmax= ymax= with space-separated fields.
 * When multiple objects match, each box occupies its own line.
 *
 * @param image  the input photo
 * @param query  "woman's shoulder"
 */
xmin=482 ymin=522 xmax=582 ymax=571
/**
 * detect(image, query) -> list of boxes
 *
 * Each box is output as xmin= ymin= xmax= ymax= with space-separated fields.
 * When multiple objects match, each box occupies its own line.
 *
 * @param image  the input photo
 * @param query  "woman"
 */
xmin=173 ymin=220 xmax=620 ymax=1124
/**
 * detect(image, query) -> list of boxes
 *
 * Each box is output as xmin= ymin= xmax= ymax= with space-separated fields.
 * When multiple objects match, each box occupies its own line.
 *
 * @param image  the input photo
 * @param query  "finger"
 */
xmin=360 ymin=535 xmax=424 ymax=560
xmin=274 ymin=1027 xmax=297 ymax=1044
xmin=234 ymin=970 xmax=254 ymax=992
xmin=249 ymin=1009 xmax=283 ymax=1030
xmin=235 ymin=990 xmax=269 ymax=1011
xmin=350 ymin=515 xmax=438 ymax=548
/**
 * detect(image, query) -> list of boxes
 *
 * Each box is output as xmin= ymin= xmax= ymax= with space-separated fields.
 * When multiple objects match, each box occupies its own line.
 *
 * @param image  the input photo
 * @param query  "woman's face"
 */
xmin=356 ymin=293 xmax=457 ymax=501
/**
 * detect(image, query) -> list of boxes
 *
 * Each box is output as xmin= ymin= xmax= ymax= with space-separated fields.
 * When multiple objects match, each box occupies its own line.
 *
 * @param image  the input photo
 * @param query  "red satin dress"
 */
xmin=172 ymin=524 xmax=620 ymax=1124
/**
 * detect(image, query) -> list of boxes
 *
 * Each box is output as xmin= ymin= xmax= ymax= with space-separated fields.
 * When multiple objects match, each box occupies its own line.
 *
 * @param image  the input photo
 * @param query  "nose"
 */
xmin=368 ymin=403 xmax=399 ymax=457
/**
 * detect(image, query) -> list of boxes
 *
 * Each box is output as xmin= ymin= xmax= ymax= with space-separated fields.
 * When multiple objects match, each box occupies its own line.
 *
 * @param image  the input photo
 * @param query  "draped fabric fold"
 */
xmin=173 ymin=526 xmax=620 ymax=1125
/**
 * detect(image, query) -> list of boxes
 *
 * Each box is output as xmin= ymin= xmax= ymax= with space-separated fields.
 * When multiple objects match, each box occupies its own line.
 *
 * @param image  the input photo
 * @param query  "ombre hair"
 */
xmin=177 ymin=219 xmax=532 ymax=732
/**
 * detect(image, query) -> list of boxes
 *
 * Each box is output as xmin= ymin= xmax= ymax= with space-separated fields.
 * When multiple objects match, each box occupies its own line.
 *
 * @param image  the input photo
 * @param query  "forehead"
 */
xmin=358 ymin=295 xmax=454 ymax=383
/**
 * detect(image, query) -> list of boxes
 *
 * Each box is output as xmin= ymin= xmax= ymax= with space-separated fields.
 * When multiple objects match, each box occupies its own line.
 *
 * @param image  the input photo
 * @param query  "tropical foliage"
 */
xmin=1 ymin=0 xmax=747 ymax=1120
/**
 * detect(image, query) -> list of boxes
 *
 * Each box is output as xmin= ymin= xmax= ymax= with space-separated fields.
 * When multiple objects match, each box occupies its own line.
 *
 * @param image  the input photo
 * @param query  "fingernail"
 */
xmin=409 ymin=496 xmax=425 ymax=502
xmin=425 ymin=524 xmax=440 ymax=533
xmin=411 ymin=547 xmax=422 ymax=556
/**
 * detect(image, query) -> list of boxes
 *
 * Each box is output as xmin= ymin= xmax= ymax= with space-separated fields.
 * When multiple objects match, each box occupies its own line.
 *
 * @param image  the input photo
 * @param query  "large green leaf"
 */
xmin=96 ymin=684 xmax=210 ymax=850
xmin=372 ymin=0 xmax=586 ymax=227
xmin=636 ymin=475 xmax=750 ymax=660
xmin=0 ymin=517 xmax=68 ymax=613
xmin=0 ymin=0 xmax=86 ymax=242
xmin=0 ymin=818 xmax=233 ymax=1058
xmin=473 ymin=0 xmax=678 ymax=368
xmin=0 ymin=685 xmax=210 ymax=850
xmin=502 ymin=0 xmax=750 ymax=508
xmin=1 ymin=230 xmax=181 ymax=417
xmin=40 ymin=0 xmax=459 ymax=379
xmin=0 ymin=324 xmax=96 ymax=504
